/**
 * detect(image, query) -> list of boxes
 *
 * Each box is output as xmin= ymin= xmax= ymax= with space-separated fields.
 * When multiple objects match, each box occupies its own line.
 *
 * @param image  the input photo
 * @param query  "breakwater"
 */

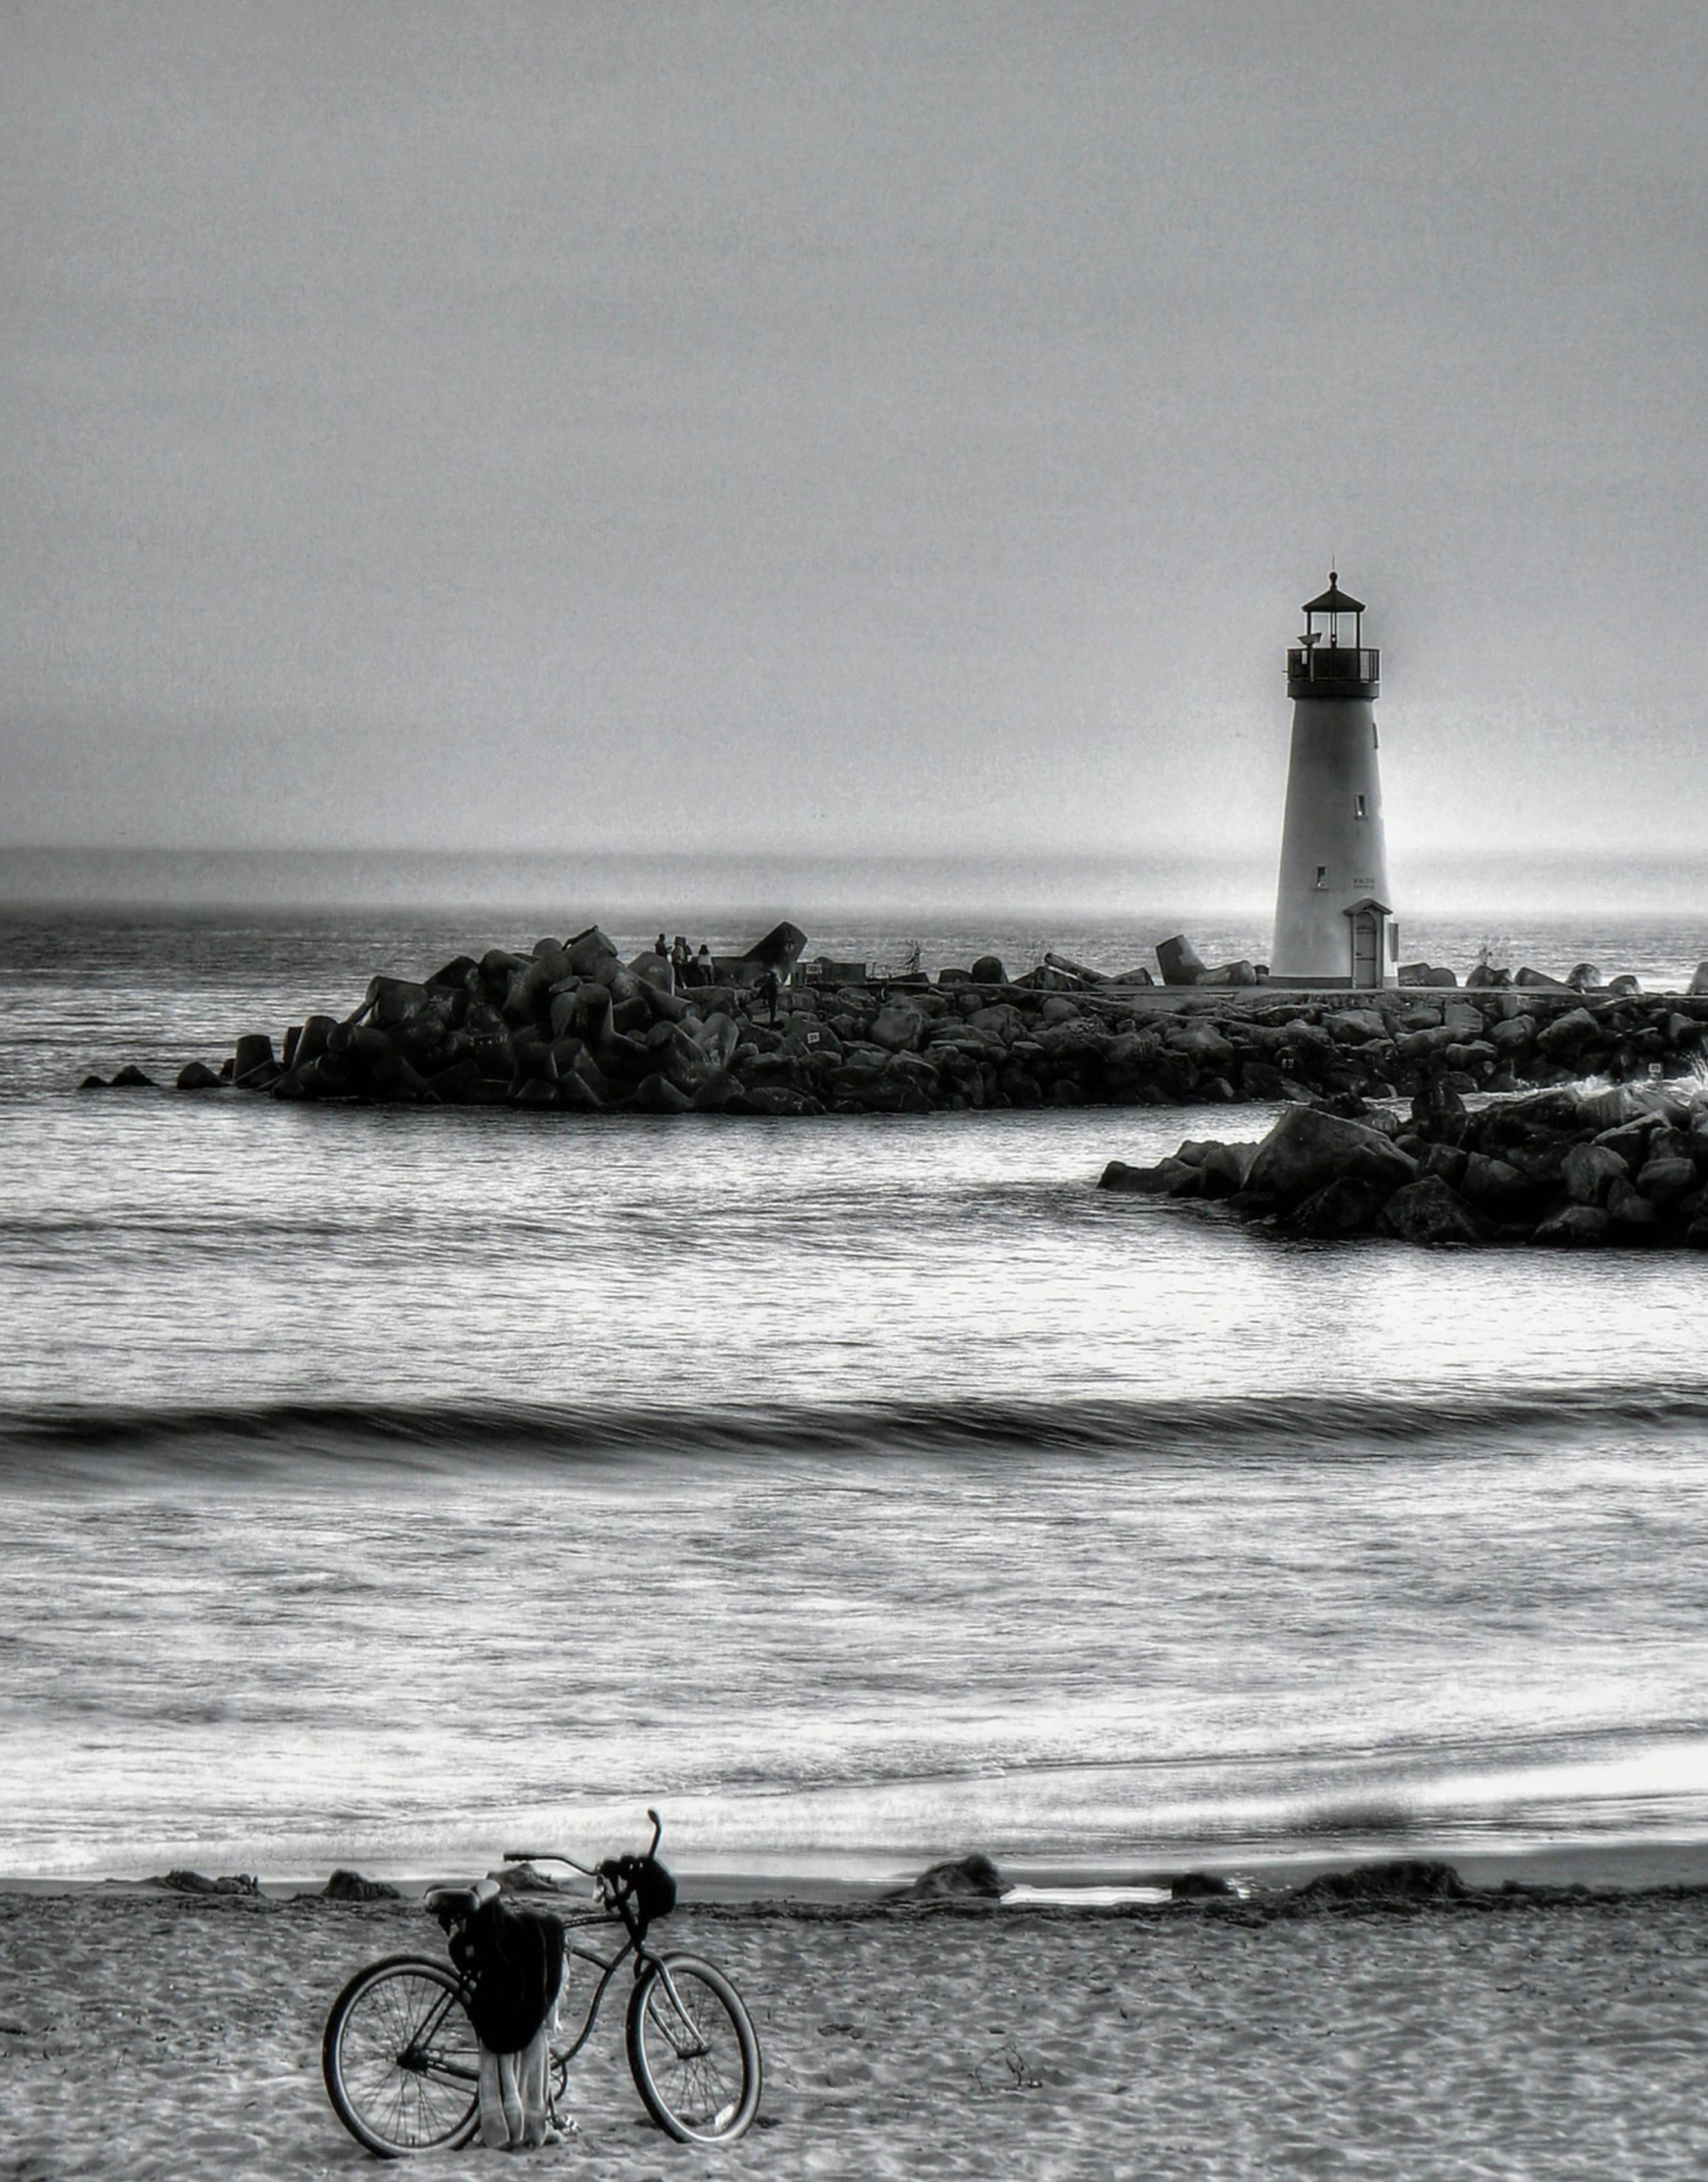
xmin=1102 ymin=1082 xmax=1708 ymax=1248
xmin=76 ymin=925 xmax=1708 ymax=1117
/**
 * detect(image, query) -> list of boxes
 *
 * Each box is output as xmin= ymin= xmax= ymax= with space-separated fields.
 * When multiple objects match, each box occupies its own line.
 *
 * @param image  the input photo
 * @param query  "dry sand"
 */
xmin=4 ymin=1885 xmax=1708 ymax=2179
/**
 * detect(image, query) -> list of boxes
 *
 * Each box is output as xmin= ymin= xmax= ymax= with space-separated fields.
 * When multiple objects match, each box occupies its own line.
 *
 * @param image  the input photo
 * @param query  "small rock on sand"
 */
xmin=889 ymin=1852 xmax=1006 ymax=1901
xmin=1287 ymin=1859 xmax=1466 ymax=1910
xmin=321 ymin=1870 xmax=400 ymax=1902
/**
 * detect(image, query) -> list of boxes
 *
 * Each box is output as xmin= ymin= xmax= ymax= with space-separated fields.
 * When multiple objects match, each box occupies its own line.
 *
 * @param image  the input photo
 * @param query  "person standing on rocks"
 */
xmin=759 ymin=967 xmax=782 ymax=1024
xmin=695 ymin=943 xmax=714 ymax=987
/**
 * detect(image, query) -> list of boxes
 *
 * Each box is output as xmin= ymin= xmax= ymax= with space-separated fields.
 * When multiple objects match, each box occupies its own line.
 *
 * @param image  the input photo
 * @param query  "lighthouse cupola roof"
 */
xmin=1303 ymin=572 xmax=1364 ymax=617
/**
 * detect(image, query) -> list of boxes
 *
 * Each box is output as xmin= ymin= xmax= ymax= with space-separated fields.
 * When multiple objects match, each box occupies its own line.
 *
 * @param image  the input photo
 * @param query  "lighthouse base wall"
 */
xmin=1271 ymin=696 xmax=1395 ymax=987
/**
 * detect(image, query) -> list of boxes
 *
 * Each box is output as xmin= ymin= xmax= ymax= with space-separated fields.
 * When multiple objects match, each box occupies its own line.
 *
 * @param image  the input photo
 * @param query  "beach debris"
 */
xmin=971 ymin=2043 xmax=1044 ymax=2093
xmin=888 ymin=1852 xmax=1006 ymax=1901
xmin=153 ymin=1869 xmax=261 ymax=1895
xmin=321 ymin=1869 xmax=401 ymax=1901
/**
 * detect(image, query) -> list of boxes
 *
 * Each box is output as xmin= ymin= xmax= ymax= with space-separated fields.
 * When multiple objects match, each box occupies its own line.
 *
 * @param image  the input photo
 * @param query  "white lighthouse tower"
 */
xmin=1270 ymin=572 xmax=1395 ymax=989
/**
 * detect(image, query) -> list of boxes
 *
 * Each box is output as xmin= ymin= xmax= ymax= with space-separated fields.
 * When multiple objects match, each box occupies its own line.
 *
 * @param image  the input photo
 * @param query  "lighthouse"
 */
xmin=1270 ymin=572 xmax=1395 ymax=989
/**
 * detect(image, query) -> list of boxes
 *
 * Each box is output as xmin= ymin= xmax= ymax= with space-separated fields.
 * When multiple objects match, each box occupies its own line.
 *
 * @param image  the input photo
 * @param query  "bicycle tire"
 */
xmin=625 ymin=1951 xmax=762 ymax=2143
xmin=322 ymin=1953 xmax=482 ymax=2157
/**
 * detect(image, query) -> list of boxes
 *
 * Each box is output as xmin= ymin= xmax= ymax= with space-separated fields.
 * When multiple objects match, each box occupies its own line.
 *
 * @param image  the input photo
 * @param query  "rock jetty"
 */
xmin=1102 ymin=1080 xmax=1708 ymax=1247
xmin=78 ymin=928 xmax=1708 ymax=1118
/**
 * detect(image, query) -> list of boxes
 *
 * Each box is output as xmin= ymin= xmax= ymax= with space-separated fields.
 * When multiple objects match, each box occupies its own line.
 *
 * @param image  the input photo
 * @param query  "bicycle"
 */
xmin=321 ymin=1809 xmax=762 ymax=2157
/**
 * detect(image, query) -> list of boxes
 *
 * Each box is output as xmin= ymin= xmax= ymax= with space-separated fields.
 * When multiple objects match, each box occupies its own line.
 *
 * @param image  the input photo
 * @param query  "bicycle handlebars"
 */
xmin=501 ymin=1809 xmax=664 ymax=1875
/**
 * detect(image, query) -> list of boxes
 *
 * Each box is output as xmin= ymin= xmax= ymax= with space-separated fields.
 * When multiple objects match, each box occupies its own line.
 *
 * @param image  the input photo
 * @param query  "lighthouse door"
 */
xmin=1351 ymin=909 xmax=1382 ymax=988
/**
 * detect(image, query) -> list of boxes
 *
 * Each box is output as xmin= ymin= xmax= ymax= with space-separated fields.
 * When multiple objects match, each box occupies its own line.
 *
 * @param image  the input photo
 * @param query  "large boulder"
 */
xmin=1197 ymin=960 xmax=1258 ymax=987
xmin=1536 ymin=1007 xmax=1603 ymax=1059
xmin=1398 ymin=962 xmax=1457 ymax=987
xmin=645 ymin=1022 xmax=712 ymax=1093
xmin=1457 ymin=1154 xmax=1535 ymax=1220
xmin=565 ymin=926 xmax=619 ymax=977
xmin=637 ymin=978 xmax=691 ymax=1026
xmin=693 ymin=1012 xmax=741 ymax=1068
xmin=1166 ymin=1021 xmax=1235 ymax=1068
xmin=1155 ymin=935 xmax=1206 ymax=986
xmin=367 ymin=976 xmax=430 ymax=1027
xmin=1562 ymin=1141 xmax=1628 ymax=1206
xmin=1637 ymin=1155 xmax=1698 ymax=1202
xmin=1379 ymin=1176 xmax=1490 ymax=1245
xmin=1198 ymin=1141 xmax=1258 ymax=1195
xmin=741 ymin=922 xmax=809 ymax=976
xmin=1325 ymin=1008 xmax=1388 ymax=1044
xmin=629 ymin=951 xmax=676 ymax=993
xmin=969 ymin=955 xmax=1007 ymax=984
xmin=1535 ymin=1204 xmax=1610 ymax=1245
xmin=175 ymin=1060 xmax=223 ymax=1090
xmin=233 ymin=1033 xmax=276 ymax=1080
xmin=1245 ymin=1107 xmax=1417 ymax=1206
xmin=870 ymin=1003 xmax=926 ymax=1053
xmin=1605 ymin=1179 xmax=1660 ymax=1233
xmin=1689 ymin=964 xmax=1708 ymax=999
xmin=1288 ymin=1176 xmax=1391 ymax=1236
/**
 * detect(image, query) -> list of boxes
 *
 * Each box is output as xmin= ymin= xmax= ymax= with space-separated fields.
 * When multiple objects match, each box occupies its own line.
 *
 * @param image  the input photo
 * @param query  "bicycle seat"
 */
xmin=424 ymin=1877 xmax=499 ymax=1928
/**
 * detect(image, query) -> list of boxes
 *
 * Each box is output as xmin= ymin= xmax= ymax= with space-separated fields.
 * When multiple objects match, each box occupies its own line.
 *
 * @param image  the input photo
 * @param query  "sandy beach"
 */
xmin=4 ymin=1881 xmax=1707 ymax=2180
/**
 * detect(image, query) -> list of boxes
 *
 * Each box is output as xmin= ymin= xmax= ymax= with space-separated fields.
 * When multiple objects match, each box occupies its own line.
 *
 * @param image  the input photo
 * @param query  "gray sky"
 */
xmin=3 ymin=1 xmax=1705 ymax=877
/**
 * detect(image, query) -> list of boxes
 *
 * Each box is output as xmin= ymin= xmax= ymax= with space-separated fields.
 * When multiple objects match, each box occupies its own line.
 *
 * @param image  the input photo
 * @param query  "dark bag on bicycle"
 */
xmin=450 ymin=1897 xmax=567 ymax=2055
xmin=615 ymin=1853 xmax=676 ymax=1925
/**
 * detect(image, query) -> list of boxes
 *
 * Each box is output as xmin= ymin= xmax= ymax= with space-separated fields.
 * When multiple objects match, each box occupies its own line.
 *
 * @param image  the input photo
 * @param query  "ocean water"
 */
xmin=4 ymin=889 xmax=1708 ymax=1883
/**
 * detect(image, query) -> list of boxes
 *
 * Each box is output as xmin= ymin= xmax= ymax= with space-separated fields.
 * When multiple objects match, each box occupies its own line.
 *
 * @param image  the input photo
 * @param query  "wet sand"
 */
xmin=5 ymin=1883 xmax=1708 ymax=2179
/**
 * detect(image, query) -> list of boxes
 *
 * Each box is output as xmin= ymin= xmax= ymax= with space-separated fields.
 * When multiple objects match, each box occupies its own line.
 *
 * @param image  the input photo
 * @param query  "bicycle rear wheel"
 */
xmin=322 ymin=1954 xmax=481 ymax=2156
xmin=625 ymin=1952 xmax=761 ymax=2143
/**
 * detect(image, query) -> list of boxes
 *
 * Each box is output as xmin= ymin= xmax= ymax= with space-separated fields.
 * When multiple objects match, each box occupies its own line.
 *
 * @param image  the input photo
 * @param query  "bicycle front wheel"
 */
xmin=321 ymin=1954 xmax=481 ymax=2157
xmin=626 ymin=1952 xmax=762 ymax=2143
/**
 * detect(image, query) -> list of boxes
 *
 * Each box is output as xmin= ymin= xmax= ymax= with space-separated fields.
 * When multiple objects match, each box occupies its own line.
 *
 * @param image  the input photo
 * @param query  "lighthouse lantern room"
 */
xmin=1270 ymin=572 xmax=1395 ymax=988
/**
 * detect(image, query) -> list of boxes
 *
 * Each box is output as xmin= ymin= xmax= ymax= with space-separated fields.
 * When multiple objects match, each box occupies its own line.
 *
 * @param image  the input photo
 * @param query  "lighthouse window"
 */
xmin=1315 ymin=865 xmax=1328 ymax=890
xmin=1355 ymin=795 xmax=1368 ymax=820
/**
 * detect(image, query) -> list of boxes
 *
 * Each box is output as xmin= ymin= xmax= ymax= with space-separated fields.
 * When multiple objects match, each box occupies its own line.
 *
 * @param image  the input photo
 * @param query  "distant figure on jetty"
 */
xmin=759 ymin=967 xmax=782 ymax=1023
xmin=694 ymin=943 xmax=714 ymax=986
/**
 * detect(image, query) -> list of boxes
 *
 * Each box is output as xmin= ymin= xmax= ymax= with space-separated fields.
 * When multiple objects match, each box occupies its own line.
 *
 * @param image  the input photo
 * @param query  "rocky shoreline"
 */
xmin=76 ymin=925 xmax=1708 ymax=1119
xmin=1102 ymin=1082 xmax=1708 ymax=1248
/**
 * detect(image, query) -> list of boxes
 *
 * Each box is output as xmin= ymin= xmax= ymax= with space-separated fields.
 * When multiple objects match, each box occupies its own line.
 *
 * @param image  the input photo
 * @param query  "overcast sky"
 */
xmin=3 ymin=1 xmax=1705 ymax=879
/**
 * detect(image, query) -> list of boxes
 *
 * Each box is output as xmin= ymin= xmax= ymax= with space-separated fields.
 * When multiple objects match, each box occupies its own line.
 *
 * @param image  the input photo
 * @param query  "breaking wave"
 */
xmin=5 ymin=1384 xmax=1708 ymax=1480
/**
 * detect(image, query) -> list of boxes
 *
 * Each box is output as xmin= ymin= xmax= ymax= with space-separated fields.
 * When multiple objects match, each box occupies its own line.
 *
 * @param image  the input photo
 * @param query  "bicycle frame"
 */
xmin=406 ymin=1814 xmax=685 ymax=2095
